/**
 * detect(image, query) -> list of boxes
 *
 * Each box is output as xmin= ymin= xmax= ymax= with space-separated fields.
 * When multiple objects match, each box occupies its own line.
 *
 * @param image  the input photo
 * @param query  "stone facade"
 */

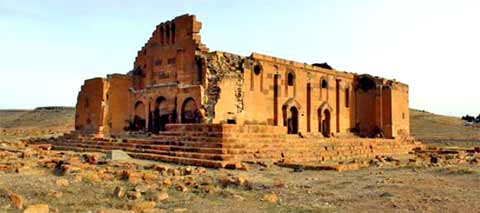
xmin=75 ymin=14 xmax=410 ymax=140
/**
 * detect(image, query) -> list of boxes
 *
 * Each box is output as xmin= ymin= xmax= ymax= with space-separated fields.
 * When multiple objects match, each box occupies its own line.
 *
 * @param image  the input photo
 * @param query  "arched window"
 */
xmin=358 ymin=76 xmax=376 ymax=91
xmin=287 ymin=72 xmax=295 ymax=86
xmin=321 ymin=79 xmax=328 ymax=88
xmin=253 ymin=65 xmax=262 ymax=75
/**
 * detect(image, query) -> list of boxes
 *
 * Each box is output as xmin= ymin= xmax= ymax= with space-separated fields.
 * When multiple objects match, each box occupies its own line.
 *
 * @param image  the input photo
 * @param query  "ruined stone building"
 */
xmin=74 ymin=14 xmax=410 ymax=140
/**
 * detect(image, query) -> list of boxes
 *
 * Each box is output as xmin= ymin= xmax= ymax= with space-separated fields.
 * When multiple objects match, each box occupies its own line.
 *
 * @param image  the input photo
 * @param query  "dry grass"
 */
xmin=410 ymin=109 xmax=480 ymax=147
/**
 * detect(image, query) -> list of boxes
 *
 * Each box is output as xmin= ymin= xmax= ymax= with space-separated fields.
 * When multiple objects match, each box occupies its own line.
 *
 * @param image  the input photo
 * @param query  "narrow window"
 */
xmin=253 ymin=65 xmax=262 ymax=75
xmin=171 ymin=23 xmax=176 ymax=43
xmin=287 ymin=72 xmax=295 ymax=86
xmin=165 ymin=24 xmax=170 ymax=44
xmin=321 ymin=79 xmax=328 ymax=88
xmin=160 ymin=26 xmax=165 ymax=45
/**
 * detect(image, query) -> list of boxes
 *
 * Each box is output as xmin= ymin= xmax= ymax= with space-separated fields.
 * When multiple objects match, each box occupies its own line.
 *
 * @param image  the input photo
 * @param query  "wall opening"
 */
xmin=153 ymin=96 xmax=168 ymax=133
xmin=253 ymin=65 xmax=262 ymax=75
xmin=287 ymin=106 xmax=299 ymax=134
xmin=133 ymin=101 xmax=146 ymax=131
xmin=319 ymin=109 xmax=331 ymax=137
xmin=181 ymin=98 xmax=198 ymax=123
xmin=287 ymin=72 xmax=295 ymax=86
xmin=273 ymin=74 xmax=280 ymax=125
xmin=321 ymin=79 xmax=328 ymax=88
xmin=159 ymin=25 xmax=165 ymax=45
xmin=165 ymin=24 xmax=170 ymax=44
xmin=171 ymin=23 xmax=176 ymax=43
xmin=358 ymin=76 xmax=376 ymax=91
xmin=320 ymin=78 xmax=328 ymax=100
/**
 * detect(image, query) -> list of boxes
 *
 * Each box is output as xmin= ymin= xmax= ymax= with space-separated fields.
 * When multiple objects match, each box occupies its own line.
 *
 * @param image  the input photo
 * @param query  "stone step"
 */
xmin=51 ymin=145 xmax=228 ymax=168
xmin=50 ymin=143 xmax=234 ymax=161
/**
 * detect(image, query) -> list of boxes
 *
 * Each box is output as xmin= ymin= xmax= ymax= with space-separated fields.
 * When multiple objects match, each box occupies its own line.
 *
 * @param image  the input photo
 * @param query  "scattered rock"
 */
xmin=132 ymin=201 xmax=156 ymax=211
xmin=98 ymin=209 xmax=135 ymax=213
xmin=234 ymin=176 xmax=248 ymax=187
xmin=49 ymin=190 xmax=63 ymax=198
xmin=261 ymin=193 xmax=279 ymax=203
xmin=127 ymin=191 xmax=141 ymax=200
xmin=23 ymin=204 xmax=49 ymax=213
xmin=218 ymin=176 xmax=232 ymax=187
xmin=7 ymin=191 xmax=24 ymax=209
xmin=175 ymin=184 xmax=188 ymax=193
xmin=153 ymin=192 xmax=169 ymax=201
xmin=142 ymin=172 xmax=159 ymax=182
xmin=134 ymin=184 xmax=150 ymax=193
xmin=162 ymin=178 xmax=172 ymax=186
xmin=56 ymin=178 xmax=69 ymax=187
xmin=107 ymin=150 xmax=131 ymax=161
xmin=83 ymin=154 xmax=99 ymax=164
xmin=113 ymin=186 xmax=125 ymax=198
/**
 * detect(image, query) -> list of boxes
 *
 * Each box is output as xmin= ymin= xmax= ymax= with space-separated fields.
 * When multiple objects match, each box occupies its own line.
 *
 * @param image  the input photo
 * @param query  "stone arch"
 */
xmin=134 ymin=101 xmax=146 ymax=131
xmin=357 ymin=74 xmax=377 ymax=91
xmin=153 ymin=96 xmax=168 ymax=132
xmin=317 ymin=102 xmax=333 ymax=137
xmin=181 ymin=98 xmax=199 ymax=123
xmin=288 ymin=107 xmax=299 ymax=134
xmin=253 ymin=64 xmax=262 ymax=75
xmin=282 ymin=98 xmax=301 ymax=134
xmin=320 ymin=76 xmax=328 ymax=100
xmin=287 ymin=71 xmax=295 ymax=86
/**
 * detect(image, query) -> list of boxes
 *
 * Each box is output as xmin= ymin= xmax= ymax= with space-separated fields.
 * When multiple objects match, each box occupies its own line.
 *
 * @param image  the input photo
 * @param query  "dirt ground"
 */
xmin=0 ymin=139 xmax=479 ymax=213
xmin=0 ymin=108 xmax=479 ymax=212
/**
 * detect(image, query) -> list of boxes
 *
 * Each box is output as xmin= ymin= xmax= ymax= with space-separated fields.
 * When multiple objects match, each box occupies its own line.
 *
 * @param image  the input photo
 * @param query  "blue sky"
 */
xmin=0 ymin=0 xmax=479 ymax=116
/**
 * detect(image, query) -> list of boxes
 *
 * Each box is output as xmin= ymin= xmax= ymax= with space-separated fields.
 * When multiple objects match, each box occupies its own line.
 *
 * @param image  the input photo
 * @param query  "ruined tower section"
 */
xmin=75 ymin=74 xmax=131 ymax=136
xmin=75 ymin=78 xmax=107 ymax=135
xmin=129 ymin=14 xmax=210 ymax=133
xmin=354 ymin=75 xmax=410 ymax=139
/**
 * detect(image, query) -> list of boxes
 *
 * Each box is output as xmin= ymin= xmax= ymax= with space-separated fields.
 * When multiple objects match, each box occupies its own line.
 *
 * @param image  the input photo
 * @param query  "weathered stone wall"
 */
xmin=205 ymin=52 xmax=247 ymax=123
xmin=239 ymin=53 xmax=355 ymax=136
xmin=103 ymin=74 xmax=131 ymax=136
xmin=75 ymin=78 xmax=106 ymax=134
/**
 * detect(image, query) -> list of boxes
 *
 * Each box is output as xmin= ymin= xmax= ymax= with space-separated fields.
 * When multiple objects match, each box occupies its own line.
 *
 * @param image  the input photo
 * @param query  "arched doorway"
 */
xmin=134 ymin=101 xmax=146 ymax=131
xmin=287 ymin=106 xmax=299 ymax=134
xmin=322 ymin=109 xmax=331 ymax=137
xmin=153 ymin=97 xmax=168 ymax=133
xmin=181 ymin=98 xmax=198 ymax=123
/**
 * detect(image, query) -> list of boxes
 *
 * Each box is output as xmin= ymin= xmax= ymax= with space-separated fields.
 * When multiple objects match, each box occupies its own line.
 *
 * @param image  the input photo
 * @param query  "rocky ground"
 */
xmin=1 ymin=108 xmax=479 ymax=212
xmin=0 ymin=139 xmax=479 ymax=213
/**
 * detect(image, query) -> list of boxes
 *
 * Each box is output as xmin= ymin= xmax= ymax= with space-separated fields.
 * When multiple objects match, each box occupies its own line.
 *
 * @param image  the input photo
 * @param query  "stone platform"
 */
xmin=28 ymin=124 xmax=425 ymax=169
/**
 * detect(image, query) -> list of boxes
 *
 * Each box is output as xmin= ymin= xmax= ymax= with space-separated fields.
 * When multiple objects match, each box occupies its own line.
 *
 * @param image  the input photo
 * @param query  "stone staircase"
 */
xmin=28 ymin=124 xmax=425 ymax=169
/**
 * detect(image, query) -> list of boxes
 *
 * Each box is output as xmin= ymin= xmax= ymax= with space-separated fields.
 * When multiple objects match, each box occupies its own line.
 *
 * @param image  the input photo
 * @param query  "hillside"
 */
xmin=410 ymin=109 xmax=480 ymax=147
xmin=0 ymin=107 xmax=75 ymax=141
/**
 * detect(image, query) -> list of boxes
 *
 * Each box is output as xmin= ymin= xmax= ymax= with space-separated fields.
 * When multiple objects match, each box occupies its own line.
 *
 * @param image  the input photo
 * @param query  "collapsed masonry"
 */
xmin=37 ymin=14 xmax=424 ymax=168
